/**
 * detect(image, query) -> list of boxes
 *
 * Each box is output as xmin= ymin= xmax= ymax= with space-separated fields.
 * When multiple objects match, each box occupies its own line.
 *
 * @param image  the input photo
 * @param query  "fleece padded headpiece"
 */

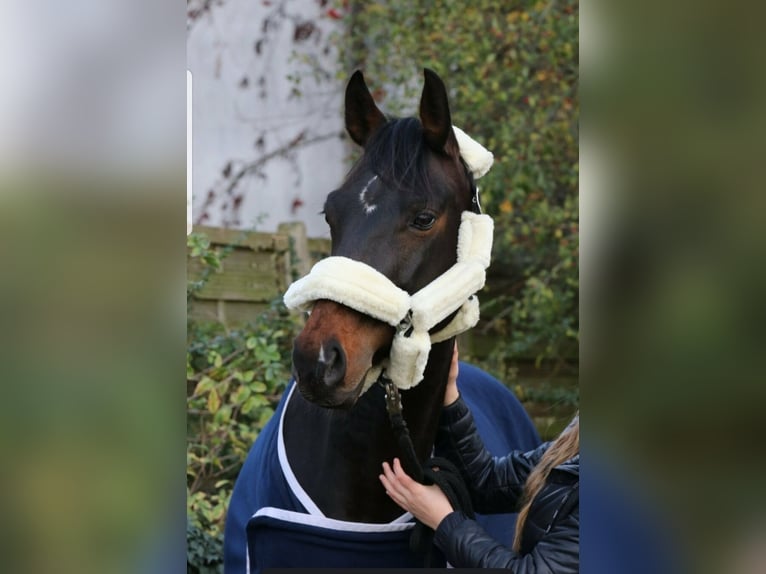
xmin=452 ymin=125 xmax=494 ymax=179
xmin=284 ymin=212 xmax=493 ymax=392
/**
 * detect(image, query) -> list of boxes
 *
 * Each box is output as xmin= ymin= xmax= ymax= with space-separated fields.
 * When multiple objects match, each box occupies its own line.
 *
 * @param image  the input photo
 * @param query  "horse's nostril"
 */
xmin=323 ymin=341 xmax=346 ymax=388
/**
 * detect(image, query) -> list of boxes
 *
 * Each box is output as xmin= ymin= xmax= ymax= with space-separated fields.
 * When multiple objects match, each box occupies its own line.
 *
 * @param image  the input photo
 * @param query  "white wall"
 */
xmin=187 ymin=0 xmax=347 ymax=238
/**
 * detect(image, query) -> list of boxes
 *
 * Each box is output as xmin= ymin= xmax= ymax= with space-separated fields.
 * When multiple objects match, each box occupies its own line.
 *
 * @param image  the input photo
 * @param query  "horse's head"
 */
xmin=292 ymin=69 xmax=478 ymax=408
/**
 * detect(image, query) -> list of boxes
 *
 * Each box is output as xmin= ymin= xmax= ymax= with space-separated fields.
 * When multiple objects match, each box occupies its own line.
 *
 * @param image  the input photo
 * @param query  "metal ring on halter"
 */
xmin=472 ymin=192 xmax=482 ymax=214
xmin=397 ymin=311 xmax=414 ymax=338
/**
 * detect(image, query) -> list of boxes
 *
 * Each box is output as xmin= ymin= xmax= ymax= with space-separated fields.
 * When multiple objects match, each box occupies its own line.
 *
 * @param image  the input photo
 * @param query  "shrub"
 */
xmin=186 ymin=233 xmax=302 ymax=573
xmin=332 ymin=0 xmax=579 ymax=369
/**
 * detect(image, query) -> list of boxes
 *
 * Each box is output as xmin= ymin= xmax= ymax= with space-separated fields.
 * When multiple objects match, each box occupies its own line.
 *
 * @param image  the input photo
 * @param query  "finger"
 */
xmin=382 ymin=461 xmax=397 ymax=482
xmin=449 ymin=346 xmax=459 ymax=380
xmin=383 ymin=463 xmax=409 ymax=498
xmin=392 ymin=458 xmax=418 ymax=488
xmin=382 ymin=461 xmax=397 ymax=484
xmin=379 ymin=472 xmax=401 ymax=493
xmin=393 ymin=457 xmax=407 ymax=476
xmin=380 ymin=476 xmax=408 ymax=506
xmin=380 ymin=477 xmax=406 ymax=507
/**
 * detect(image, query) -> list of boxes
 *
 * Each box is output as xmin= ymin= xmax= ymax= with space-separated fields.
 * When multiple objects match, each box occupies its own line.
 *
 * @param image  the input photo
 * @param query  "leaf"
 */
xmin=207 ymin=388 xmax=221 ymax=414
xmin=214 ymin=405 xmax=231 ymax=424
xmin=195 ymin=377 xmax=216 ymax=396
xmin=232 ymin=385 xmax=251 ymax=404
xmin=241 ymin=396 xmax=258 ymax=415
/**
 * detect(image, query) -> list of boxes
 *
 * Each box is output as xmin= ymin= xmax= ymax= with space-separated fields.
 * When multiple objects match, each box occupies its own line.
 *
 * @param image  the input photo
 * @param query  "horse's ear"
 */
xmin=345 ymin=70 xmax=387 ymax=147
xmin=419 ymin=68 xmax=459 ymax=157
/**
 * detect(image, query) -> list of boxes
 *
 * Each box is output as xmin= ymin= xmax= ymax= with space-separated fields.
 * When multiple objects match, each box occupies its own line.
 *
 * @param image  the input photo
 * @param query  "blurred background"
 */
xmin=0 ymin=1 xmax=185 ymax=574
xmin=581 ymin=1 xmax=766 ymax=572
xmin=0 ymin=0 xmax=763 ymax=573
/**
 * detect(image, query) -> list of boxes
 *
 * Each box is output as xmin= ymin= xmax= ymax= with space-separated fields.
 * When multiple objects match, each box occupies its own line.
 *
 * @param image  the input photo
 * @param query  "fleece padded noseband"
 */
xmin=284 ymin=211 xmax=493 ymax=392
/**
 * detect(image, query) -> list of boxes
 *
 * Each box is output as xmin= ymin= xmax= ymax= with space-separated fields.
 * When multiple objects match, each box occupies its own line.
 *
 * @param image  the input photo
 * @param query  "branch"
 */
xmin=187 ymin=0 xmax=220 ymax=33
xmin=222 ymin=130 xmax=342 ymax=198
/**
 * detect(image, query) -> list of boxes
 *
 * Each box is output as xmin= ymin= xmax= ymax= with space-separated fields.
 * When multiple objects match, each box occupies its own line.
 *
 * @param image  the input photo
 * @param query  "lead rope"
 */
xmin=379 ymin=374 xmax=475 ymax=567
xmin=380 ymin=175 xmax=480 ymax=565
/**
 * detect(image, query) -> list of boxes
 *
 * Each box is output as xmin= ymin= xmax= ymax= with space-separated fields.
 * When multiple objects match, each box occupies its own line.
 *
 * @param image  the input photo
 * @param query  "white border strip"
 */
xmin=277 ymin=383 xmax=413 ymax=524
xmin=251 ymin=506 xmax=414 ymax=533
xmin=277 ymin=384 xmax=325 ymax=516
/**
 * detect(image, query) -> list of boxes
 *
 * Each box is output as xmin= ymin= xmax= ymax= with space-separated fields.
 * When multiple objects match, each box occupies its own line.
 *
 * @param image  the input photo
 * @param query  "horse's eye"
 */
xmin=412 ymin=212 xmax=437 ymax=230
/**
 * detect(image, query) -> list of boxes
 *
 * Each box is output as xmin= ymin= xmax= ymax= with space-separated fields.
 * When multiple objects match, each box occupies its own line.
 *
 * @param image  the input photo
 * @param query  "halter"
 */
xmin=284 ymin=211 xmax=492 ymax=392
xmin=283 ymin=126 xmax=494 ymax=392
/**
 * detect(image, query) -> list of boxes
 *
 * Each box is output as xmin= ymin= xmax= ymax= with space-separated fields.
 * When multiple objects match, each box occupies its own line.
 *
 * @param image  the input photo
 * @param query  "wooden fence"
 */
xmin=187 ymin=223 xmax=330 ymax=326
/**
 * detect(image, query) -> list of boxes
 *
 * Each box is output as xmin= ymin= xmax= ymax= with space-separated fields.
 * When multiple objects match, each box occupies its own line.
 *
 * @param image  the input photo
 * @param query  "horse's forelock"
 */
xmin=359 ymin=118 xmax=444 ymax=205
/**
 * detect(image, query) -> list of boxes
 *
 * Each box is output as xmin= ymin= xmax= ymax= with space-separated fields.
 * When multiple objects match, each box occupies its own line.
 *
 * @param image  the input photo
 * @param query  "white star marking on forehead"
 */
xmin=358 ymin=175 xmax=378 ymax=215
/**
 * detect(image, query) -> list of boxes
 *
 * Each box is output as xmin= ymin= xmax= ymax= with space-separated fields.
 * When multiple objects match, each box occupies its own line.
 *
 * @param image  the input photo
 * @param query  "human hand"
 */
xmin=444 ymin=342 xmax=460 ymax=406
xmin=379 ymin=458 xmax=454 ymax=530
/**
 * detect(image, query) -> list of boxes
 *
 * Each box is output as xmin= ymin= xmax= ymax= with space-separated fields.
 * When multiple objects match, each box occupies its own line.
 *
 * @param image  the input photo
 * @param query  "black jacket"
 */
xmin=432 ymin=397 xmax=579 ymax=572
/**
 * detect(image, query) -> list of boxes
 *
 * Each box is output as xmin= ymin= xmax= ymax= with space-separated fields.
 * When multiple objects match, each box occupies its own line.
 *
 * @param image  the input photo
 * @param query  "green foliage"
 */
xmin=186 ymin=233 xmax=302 ymax=574
xmin=333 ymin=0 xmax=579 ymax=367
xmin=187 ymin=520 xmax=223 ymax=574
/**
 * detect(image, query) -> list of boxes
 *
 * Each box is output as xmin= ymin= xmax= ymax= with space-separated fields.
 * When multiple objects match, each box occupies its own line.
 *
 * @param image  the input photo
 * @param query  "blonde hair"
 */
xmin=512 ymin=415 xmax=579 ymax=552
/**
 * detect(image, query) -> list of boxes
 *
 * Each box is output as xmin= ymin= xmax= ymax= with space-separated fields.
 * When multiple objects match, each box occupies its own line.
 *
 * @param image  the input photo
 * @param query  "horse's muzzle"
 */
xmin=292 ymin=337 xmax=346 ymax=389
xmin=291 ymin=300 xmax=394 ymax=408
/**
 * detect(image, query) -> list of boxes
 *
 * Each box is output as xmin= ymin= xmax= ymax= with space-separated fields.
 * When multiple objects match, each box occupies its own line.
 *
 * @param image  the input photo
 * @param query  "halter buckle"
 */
xmin=378 ymin=374 xmax=403 ymax=417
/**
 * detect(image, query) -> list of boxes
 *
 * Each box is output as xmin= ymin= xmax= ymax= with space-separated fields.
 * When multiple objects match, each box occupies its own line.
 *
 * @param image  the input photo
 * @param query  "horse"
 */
xmin=223 ymin=69 xmax=541 ymax=573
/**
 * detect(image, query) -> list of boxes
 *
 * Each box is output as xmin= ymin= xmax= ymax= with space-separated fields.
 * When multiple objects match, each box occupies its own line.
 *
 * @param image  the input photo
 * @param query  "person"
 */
xmin=379 ymin=345 xmax=579 ymax=571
